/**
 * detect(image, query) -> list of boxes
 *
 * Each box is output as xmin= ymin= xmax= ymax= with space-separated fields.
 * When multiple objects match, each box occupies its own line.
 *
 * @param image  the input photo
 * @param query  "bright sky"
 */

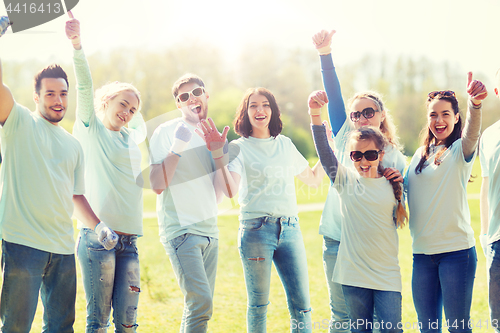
xmin=0 ymin=0 xmax=499 ymax=82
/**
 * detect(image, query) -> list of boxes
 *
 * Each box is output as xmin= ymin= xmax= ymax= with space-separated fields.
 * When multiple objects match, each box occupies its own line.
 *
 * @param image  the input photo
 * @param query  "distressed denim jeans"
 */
xmin=0 ymin=240 xmax=76 ymax=333
xmin=162 ymin=233 xmax=218 ymax=333
xmin=77 ymin=229 xmax=140 ymax=333
xmin=238 ymin=216 xmax=312 ymax=333
xmin=412 ymin=247 xmax=477 ymax=333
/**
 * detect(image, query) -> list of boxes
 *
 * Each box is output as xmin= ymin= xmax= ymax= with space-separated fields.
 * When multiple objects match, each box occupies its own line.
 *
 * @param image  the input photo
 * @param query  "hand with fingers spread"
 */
xmin=195 ymin=118 xmax=230 ymax=160
xmin=308 ymin=90 xmax=329 ymax=117
xmin=171 ymin=122 xmax=192 ymax=157
xmin=466 ymin=72 xmax=488 ymax=106
xmin=65 ymin=11 xmax=81 ymax=50
xmin=312 ymin=29 xmax=336 ymax=55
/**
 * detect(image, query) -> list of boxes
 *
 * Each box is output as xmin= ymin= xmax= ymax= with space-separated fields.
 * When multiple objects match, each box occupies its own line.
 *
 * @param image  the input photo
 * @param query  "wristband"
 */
xmin=171 ymin=138 xmax=189 ymax=156
xmin=309 ymin=108 xmax=321 ymax=117
xmin=469 ymin=100 xmax=482 ymax=109
xmin=171 ymin=150 xmax=182 ymax=158
xmin=316 ymin=45 xmax=331 ymax=56
xmin=211 ymin=140 xmax=228 ymax=160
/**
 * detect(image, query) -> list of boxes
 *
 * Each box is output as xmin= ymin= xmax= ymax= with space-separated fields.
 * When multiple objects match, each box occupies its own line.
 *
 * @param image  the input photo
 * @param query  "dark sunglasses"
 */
xmin=350 ymin=150 xmax=382 ymax=162
xmin=350 ymin=107 xmax=379 ymax=122
xmin=177 ymin=87 xmax=205 ymax=103
xmin=428 ymin=90 xmax=456 ymax=100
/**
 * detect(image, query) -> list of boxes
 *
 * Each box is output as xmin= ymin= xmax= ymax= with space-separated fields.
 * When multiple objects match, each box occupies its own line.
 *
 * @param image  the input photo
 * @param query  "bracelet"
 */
xmin=469 ymin=101 xmax=482 ymax=109
xmin=171 ymin=150 xmax=182 ymax=158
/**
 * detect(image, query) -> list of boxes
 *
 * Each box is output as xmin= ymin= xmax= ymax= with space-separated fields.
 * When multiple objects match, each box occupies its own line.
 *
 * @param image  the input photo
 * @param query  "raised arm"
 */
xmin=462 ymin=71 xmax=487 ymax=160
xmin=195 ymin=118 xmax=240 ymax=200
xmin=0 ymin=17 xmax=14 ymax=126
xmin=312 ymin=29 xmax=346 ymax=135
xmin=66 ymin=11 xmax=94 ymax=126
xmin=308 ymin=90 xmax=338 ymax=183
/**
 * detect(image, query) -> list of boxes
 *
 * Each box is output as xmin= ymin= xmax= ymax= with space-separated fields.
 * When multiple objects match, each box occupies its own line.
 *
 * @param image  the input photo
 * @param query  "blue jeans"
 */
xmin=487 ymin=240 xmax=500 ymax=332
xmin=341 ymin=285 xmax=402 ymax=333
xmin=162 ymin=233 xmax=218 ymax=333
xmin=238 ymin=216 xmax=312 ymax=333
xmin=412 ymin=247 xmax=477 ymax=333
xmin=323 ymin=237 xmax=350 ymax=333
xmin=0 ymin=240 xmax=76 ymax=333
xmin=77 ymin=229 xmax=140 ymax=332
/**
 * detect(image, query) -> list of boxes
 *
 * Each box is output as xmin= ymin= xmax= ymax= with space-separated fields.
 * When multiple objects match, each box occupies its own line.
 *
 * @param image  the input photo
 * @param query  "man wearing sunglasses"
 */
xmin=149 ymin=73 xmax=222 ymax=332
xmin=480 ymin=68 xmax=500 ymax=332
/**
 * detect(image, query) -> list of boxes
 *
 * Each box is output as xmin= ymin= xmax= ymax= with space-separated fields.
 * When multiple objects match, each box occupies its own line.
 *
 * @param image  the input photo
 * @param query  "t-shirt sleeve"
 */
xmin=0 ymin=102 xmax=24 ymax=137
xmin=479 ymin=136 xmax=489 ymax=178
xmin=290 ymin=140 xmax=309 ymax=176
xmin=149 ymin=126 xmax=172 ymax=165
xmin=227 ymin=141 xmax=243 ymax=176
xmin=73 ymin=144 xmax=85 ymax=195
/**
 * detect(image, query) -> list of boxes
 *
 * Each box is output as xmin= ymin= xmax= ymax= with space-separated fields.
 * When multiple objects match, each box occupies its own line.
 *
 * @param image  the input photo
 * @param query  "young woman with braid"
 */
xmin=404 ymin=74 xmax=487 ymax=333
xmin=309 ymin=90 xmax=406 ymax=333
xmin=311 ymin=29 xmax=406 ymax=332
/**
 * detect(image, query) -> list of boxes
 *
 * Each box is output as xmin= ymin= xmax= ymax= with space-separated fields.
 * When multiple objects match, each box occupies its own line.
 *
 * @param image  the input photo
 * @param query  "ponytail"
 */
xmin=389 ymin=176 xmax=407 ymax=228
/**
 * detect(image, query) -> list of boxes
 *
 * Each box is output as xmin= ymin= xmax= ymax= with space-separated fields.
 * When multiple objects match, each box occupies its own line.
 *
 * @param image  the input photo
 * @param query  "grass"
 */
xmin=17 ymin=158 xmax=491 ymax=331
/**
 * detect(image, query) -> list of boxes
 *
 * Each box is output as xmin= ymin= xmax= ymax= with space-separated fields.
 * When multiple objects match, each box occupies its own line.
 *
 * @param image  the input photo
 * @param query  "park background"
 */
xmin=0 ymin=0 xmax=499 ymax=331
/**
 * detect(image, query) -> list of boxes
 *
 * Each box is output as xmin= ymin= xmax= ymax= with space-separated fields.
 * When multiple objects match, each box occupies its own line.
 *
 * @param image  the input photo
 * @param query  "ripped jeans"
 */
xmin=238 ymin=216 xmax=312 ymax=333
xmin=77 ymin=229 xmax=140 ymax=333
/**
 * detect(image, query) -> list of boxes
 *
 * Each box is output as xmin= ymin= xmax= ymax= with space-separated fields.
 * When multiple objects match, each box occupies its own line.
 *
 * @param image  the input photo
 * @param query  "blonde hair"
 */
xmin=347 ymin=91 xmax=402 ymax=151
xmin=94 ymin=81 xmax=141 ymax=118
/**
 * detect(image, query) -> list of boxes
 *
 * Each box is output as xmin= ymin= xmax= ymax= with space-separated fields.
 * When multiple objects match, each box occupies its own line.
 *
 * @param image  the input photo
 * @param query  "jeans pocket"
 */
xmin=83 ymin=229 xmax=107 ymax=252
xmin=240 ymin=218 xmax=264 ymax=230
xmin=169 ymin=233 xmax=190 ymax=251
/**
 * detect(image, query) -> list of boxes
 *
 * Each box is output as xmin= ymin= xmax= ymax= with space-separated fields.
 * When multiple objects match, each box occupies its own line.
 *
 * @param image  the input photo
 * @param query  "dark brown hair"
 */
xmin=350 ymin=127 xmax=407 ymax=229
xmin=172 ymin=73 xmax=205 ymax=99
xmin=233 ymin=87 xmax=283 ymax=138
xmin=414 ymin=94 xmax=462 ymax=174
xmin=33 ymin=64 xmax=69 ymax=95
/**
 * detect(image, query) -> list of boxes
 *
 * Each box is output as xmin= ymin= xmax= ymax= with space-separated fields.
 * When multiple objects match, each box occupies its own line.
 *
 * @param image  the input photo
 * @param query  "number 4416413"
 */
xmin=5 ymin=2 xmax=62 ymax=14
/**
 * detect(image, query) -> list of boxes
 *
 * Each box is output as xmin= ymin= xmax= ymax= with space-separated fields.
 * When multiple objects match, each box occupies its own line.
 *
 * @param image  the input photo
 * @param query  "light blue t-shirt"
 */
xmin=479 ymin=119 xmax=500 ymax=244
xmin=72 ymin=49 xmax=143 ymax=235
xmin=149 ymin=118 xmax=218 ymax=243
xmin=228 ymin=135 xmax=309 ymax=220
xmin=405 ymin=139 xmax=475 ymax=254
xmin=332 ymin=163 xmax=401 ymax=292
xmin=0 ymin=102 xmax=85 ymax=254
xmin=319 ymin=121 xmax=406 ymax=241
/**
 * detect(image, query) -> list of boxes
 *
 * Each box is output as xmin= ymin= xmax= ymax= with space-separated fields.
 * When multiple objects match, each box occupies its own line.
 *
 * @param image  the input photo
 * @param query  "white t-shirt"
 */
xmin=405 ymin=139 xmax=475 ymax=254
xmin=319 ymin=121 xmax=406 ymax=241
xmin=228 ymin=135 xmax=309 ymax=220
xmin=149 ymin=118 xmax=218 ymax=243
xmin=332 ymin=163 xmax=401 ymax=292
xmin=0 ymin=102 xmax=85 ymax=254
xmin=479 ymin=120 xmax=500 ymax=244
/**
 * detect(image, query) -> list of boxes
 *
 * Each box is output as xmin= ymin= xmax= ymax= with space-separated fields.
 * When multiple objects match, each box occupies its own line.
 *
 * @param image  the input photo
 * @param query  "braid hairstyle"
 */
xmin=348 ymin=91 xmax=403 ymax=151
xmin=350 ymin=127 xmax=407 ymax=228
xmin=414 ymin=94 xmax=462 ymax=174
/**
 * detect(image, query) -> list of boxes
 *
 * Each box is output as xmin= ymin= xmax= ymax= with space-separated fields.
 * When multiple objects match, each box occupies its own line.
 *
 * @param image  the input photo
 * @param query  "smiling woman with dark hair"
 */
xmin=197 ymin=87 xmax=324 ymax=332
xmin=405 ymin=73 xmax=487 ymax=333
